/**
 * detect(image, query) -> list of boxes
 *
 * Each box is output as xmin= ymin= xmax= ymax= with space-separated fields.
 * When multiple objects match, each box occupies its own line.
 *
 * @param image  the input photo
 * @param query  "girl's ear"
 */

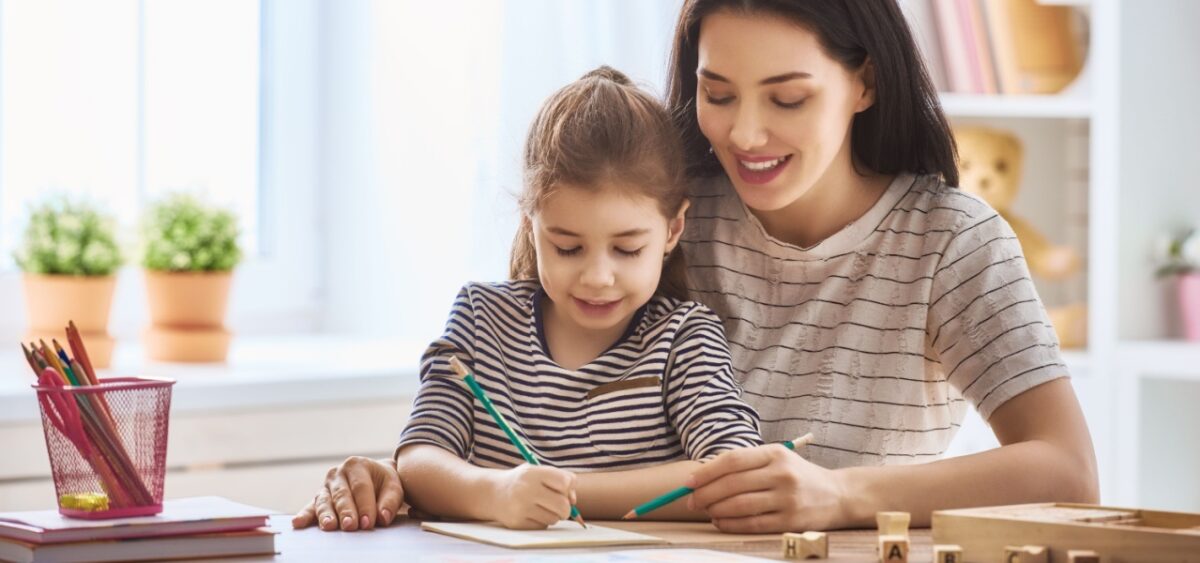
xmin=664 ymin=199 xmax=691 ymax=253
xmin=854 ymin=57 xmax=877 ymax=113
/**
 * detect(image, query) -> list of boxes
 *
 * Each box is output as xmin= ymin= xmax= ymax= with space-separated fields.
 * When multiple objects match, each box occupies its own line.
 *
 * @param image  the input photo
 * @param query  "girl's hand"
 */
xmin=686 ymin=444 xmax=849 ymax=533
xmin=489 ymin=464 xmax=577 ymax=530
xmin=291 ymin=456 xmax=405 ymax=531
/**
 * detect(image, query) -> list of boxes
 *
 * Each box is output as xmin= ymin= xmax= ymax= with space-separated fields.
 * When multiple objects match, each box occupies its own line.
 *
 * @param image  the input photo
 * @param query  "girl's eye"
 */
xmin=554 ymin=246 xmax=582 ymax=257
xmin=616 ymin=247 xmax=644 ymax=258
xmin=773 ymin=98 xmax=806 ymax=109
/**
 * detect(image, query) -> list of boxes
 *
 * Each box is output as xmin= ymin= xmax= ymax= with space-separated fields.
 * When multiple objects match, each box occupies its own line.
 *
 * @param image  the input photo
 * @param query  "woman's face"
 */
xmin=695 ymin=10 xmax=874 ymax=212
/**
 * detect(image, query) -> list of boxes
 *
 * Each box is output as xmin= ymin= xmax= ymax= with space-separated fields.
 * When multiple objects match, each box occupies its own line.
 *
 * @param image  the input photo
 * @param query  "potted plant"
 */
xmin=1155 ymin=228 xmax=1200 ymax=341
xmin=140 ymin=193 xmax=242 ymax=362
xmin=13 ymin=196 xmax=124 ymax=368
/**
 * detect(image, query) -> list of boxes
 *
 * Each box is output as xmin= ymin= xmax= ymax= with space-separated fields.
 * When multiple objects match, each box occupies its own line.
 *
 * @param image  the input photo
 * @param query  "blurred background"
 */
xmin=1 ymin=0 xmax=1198 ymax=515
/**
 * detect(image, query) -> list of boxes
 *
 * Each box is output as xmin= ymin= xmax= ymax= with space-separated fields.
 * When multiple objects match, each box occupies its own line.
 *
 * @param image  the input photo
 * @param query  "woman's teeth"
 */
xmin=740 ymin=156 xmax=787 ymax=171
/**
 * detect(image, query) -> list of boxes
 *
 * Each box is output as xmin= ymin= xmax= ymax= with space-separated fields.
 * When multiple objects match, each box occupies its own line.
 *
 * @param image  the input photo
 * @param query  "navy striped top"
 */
xmin=397 ymin=280 xmax=763 ymax=471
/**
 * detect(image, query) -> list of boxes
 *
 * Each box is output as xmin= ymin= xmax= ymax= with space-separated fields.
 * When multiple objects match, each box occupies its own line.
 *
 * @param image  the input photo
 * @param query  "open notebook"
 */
xmin=421 ymin=520 xmax=667 ymax=549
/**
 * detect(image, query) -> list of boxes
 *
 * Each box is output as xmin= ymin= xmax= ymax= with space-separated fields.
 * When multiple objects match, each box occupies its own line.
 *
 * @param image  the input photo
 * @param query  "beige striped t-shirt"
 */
xmin=681 ymin=173 xmax=1067 ymax=468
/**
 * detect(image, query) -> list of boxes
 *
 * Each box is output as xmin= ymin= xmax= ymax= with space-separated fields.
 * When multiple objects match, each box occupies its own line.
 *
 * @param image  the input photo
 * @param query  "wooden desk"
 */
xmin=216 ymin=515 xmax=934 ymax=562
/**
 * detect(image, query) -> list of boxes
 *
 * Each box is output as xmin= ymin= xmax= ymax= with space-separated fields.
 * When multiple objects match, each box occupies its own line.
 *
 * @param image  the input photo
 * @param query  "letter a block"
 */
xmin=879 ymin=534 xmax=909 ymax=562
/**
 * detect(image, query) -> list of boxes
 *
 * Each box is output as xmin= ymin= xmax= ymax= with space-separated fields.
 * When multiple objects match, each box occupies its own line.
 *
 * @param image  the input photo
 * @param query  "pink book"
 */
xmin=0 ymin=497 xmax=271 ymax=545
xmin=930 ymin=0 xmax=973 ymax=93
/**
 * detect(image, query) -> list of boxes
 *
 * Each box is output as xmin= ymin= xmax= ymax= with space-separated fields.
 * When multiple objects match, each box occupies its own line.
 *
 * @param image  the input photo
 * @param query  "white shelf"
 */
xmin=1119 ymin=341 xmax=1200 ymax=381
xmin=939 ymin=93 xmax=1093 ymax=119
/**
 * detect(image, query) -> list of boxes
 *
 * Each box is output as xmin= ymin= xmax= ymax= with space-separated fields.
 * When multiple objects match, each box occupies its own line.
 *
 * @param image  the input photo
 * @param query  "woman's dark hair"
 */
xmin=510 ymin=66 xmax=691 ymax=301
xmin=665 ymin=0 xmax=959 ymax=186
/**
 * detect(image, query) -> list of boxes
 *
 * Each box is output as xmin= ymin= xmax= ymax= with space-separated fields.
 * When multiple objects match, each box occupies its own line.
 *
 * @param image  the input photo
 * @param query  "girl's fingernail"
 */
xmin=684 ymin=476 xmax=696 ymax=488
xmin=321 ymin=516 xmax=332 ymax=528
xmin=381 ymin=509 xmax=392 ymax=524
xmin=342 ymin=516 xmax=353 ymax=529
xmin=361 ymin=515 xmax=370 ymax=529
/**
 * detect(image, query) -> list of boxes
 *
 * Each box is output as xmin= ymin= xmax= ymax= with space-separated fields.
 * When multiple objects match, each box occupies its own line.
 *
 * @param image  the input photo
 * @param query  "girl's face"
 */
xmin=695 ymin=10 xmax=874 ymax=212
xmin=532 ymin=183 xmax=687 ymax=335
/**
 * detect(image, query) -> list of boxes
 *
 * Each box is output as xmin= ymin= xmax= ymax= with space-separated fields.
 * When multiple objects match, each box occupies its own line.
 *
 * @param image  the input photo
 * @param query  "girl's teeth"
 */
xmin=741 ymin=157 xmax=784 ymax=171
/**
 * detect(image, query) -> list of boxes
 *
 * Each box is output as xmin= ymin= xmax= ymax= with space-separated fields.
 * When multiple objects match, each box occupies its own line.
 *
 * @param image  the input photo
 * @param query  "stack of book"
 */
xmin=0 ymin=497 xmax=276 ymax=563
xmin=907 ymin=0 xmax=1087 ymax=95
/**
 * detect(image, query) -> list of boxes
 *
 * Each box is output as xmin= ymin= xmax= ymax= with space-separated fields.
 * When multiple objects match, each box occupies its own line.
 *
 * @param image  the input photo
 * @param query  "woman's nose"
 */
xmin=729 ymin=102 xmax=768 ymax=151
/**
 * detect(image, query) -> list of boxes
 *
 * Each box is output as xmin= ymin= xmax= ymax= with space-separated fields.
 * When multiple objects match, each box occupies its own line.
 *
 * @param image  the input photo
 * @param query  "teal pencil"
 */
xmin=447 ymin=356 xmax=588 ymax=529
xmin=622 ymin=433 xmax=815 ymax=520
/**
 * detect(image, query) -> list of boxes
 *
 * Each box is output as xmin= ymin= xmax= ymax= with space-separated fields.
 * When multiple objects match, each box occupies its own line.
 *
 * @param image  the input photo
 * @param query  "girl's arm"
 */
xmin=574 ymin=460 xmax=708 ymax=521
xmin=686 ymin=378 xmax=1098 ymax=532
xmin=398 ymin=444 xmax=577 ymax=530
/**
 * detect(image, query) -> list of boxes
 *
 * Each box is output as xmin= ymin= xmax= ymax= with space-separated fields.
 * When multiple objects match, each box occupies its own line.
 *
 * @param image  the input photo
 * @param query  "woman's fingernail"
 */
xmin=320 ymin=516 xmax=332 ymax=528
xmin=381 ymin=509 xmax=392 ymax=524
xmin=342 ymin=516 xmax=353 ymax=529
xmin=361 ymin=515 xmax=370 ymax=529
xmin=684 ymin=476 xmax=696 ymax=488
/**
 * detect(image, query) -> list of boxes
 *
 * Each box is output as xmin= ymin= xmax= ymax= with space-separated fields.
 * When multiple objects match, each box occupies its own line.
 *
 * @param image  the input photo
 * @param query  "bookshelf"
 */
xmin=906 ymin=0 xmax=1200 ymax=513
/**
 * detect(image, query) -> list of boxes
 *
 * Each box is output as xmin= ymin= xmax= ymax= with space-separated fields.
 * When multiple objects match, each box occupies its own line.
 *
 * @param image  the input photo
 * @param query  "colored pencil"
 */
xmin=447 ymin=356 xmax=587 ymax=529
xmin=622 ymin=433 xmax=815 ymax=520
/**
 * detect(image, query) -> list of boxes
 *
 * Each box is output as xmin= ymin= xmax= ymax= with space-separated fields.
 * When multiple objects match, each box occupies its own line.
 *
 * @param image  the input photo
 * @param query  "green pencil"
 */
xmin=448 ymin=356 xmax=587 ymax=528
xmin=622 ymin=433 xmax=815 ymax=520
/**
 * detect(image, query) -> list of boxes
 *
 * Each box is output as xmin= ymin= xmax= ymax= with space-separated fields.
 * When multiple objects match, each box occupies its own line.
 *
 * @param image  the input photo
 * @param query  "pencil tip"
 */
xmin=574 ymin=515 xmax=587 ymax=528
xmin=622 ymin=511 xmax=636 ymax=520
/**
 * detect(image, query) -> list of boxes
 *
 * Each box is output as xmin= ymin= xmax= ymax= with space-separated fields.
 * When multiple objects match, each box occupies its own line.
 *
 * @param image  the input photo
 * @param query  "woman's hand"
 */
xmin=686 ymin=444 xmax=849 ymax=533
xmin=291 ymin=456 xmax=405 ymax=531
xmin=488 ymin=464 xmax=577 ymax=530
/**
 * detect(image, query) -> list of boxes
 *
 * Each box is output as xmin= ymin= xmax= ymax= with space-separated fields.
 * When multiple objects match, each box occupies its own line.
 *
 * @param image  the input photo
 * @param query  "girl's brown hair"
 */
xmin=509 ymin=66 xmax=691 ymax=302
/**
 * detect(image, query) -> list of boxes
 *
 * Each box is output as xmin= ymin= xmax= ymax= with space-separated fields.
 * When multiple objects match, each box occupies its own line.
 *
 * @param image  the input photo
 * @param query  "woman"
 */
xmin=293 ymin=0 xmax=1097 ymax=533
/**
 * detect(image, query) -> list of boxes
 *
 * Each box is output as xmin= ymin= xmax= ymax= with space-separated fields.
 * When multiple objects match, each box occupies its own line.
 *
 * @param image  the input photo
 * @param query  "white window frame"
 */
xmin=0 ymin=0 xmax=323 ymax=340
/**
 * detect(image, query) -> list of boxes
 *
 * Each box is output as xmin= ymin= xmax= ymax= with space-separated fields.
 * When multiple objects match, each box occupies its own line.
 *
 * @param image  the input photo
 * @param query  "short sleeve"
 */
xmin=927 ymin=212 xmax=1067 ymax=419
xmin=664 ymin=305 xmax=763 ymax=460
xmin=396 ymin=285 xmax=478 ymax=460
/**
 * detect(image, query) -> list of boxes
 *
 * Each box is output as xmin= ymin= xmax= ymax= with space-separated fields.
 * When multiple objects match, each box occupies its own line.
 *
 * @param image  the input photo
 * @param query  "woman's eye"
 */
xmin=703 ymin=88 xmax=734 ymax=106
xmin=773 ymin=98 xmax=806 ymax=109
xmin=554 ymin=246 xmax=582 ymax=257
xmin=616 ymin=247 xmax=644 ymax=258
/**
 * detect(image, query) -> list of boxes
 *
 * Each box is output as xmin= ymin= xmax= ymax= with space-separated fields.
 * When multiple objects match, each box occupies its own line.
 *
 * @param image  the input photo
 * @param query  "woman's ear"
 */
xmin=854 ymin=57 xmax=877 ymax=113
xmin=664 ymin=199 xmax=691 ymax=254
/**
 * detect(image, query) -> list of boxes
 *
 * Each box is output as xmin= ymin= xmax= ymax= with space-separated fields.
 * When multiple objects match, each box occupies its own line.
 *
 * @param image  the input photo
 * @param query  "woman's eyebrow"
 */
xmin=698 ymin=67 xmax=813 ymax=85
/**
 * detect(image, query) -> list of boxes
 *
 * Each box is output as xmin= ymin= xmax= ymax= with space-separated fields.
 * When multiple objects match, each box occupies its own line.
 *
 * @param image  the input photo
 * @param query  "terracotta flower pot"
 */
xmin=143 ymin=270 xmax=233 ymax=362
xmin=1181 ymin=273 xmax=1200 ymax=342
xmin=22 ymin=274 xmax=117 ymax=369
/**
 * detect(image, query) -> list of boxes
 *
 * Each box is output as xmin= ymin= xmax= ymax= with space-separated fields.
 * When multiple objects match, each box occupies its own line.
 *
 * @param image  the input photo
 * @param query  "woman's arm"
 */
xmin=837 ymin=377 xmax=1098 ymax=527
xmin=687 ymin=378 xmax=1098 ymax=532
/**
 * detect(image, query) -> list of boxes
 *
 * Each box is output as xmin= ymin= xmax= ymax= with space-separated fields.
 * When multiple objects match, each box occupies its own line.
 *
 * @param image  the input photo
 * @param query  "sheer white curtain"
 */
xmin=320 ymin=0 xmax=681 ymax=341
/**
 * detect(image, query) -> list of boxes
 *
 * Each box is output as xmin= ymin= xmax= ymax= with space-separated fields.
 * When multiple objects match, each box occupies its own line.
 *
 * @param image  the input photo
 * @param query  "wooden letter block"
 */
xmin=933 ymin=544 xmax=964 ymax=563
xmin=1004 ymin=545 xmax=1048 ymax=563
xmin=1067 ymin=550 xmax=1101 ymax=563
xmin=782 ymin=531 xmax=827 ymax=559
xmin=876 ymin=511 xmax=911 ymax=536
xmin=878 ymin=534 xmax=909 ymax=562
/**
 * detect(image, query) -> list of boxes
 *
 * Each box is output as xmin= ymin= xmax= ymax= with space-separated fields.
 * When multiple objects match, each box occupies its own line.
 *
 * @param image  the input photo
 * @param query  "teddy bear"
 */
xmin=954 ymin=125 xmax=1087 ymax=349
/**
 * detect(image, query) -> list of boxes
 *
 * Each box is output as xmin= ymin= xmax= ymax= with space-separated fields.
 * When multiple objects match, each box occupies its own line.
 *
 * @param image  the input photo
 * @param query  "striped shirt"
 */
xmin=682 ymin=173 xmax=1067 ymax=469
xmin=397 ymin=280 xmax=763 ymax=471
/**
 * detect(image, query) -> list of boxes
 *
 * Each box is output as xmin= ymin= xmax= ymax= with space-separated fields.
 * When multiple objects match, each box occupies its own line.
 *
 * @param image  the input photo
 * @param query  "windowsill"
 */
xmin=0 ymin=335 xmax=424 ymax=423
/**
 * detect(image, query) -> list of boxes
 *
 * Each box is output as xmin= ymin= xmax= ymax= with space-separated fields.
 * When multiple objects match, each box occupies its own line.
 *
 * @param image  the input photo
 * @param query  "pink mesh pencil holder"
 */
xmin=32 ymin=376 xmax=175 ymax=519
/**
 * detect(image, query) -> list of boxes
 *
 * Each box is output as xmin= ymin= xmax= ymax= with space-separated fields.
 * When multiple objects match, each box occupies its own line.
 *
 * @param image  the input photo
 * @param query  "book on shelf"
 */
xmin=0 ymin=528 xmax=276 ymax=563
xmin=917 ymin=0 xmax=1086 ymax=95
xmin=0 ymin=496 xmax=273 ymax=545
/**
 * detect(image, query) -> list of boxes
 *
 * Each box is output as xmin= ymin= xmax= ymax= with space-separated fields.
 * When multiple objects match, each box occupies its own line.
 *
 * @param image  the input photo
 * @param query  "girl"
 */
xmin=669 ymin=0 xmax=1098 ymax=532
xmin=341 ymin=66 xmax=761 ymax=531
